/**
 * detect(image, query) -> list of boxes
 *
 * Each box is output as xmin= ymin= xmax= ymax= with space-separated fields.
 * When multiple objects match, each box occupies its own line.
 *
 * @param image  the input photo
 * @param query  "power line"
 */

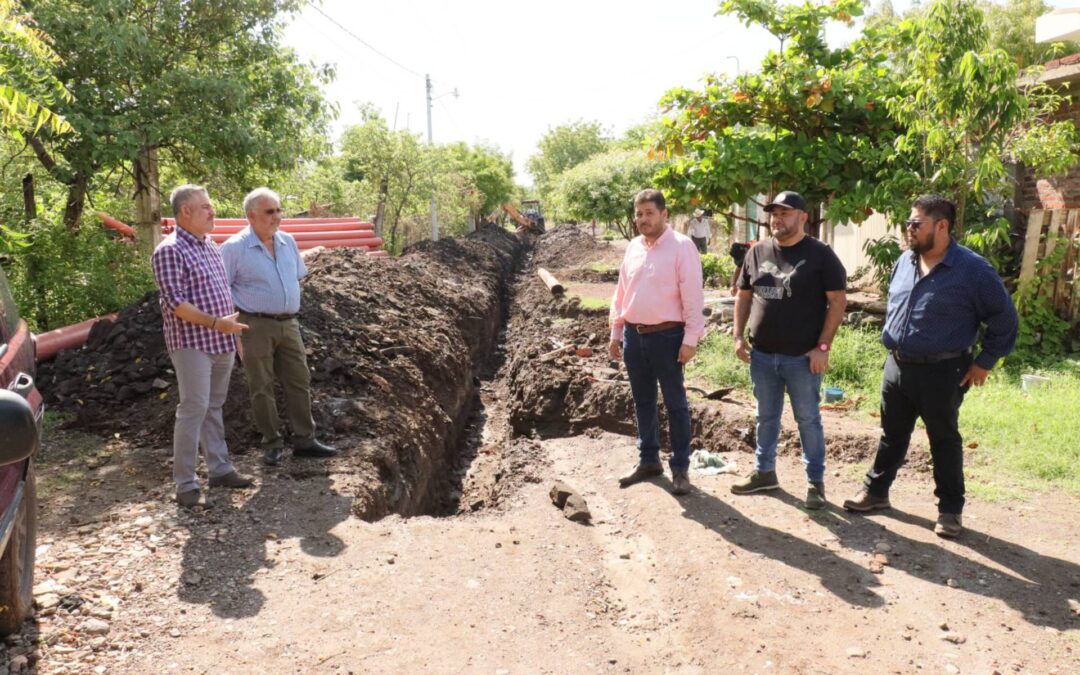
xmin=306 ymin=1 xmax=423 ymax=79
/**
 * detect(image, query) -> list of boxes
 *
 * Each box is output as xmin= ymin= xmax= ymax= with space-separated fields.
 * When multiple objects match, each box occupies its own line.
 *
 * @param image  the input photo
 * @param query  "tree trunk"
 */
xmin=133 ymin=145 xmax=162 ymax=254
xmin=62 ymin=171 xmax=89 ymax=231
xmin=21 ymin=174 xmax=36 ymax=222
xmin=374 ymin=176 xmax=388 ymax=238
xmin=955 ymin=191 xmax=966 ymax=239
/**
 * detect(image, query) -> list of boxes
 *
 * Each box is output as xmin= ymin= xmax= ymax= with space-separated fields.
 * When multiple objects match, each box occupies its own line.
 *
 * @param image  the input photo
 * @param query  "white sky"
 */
xmin=282 ymin=0 xmax=784 ymax=185
xmin=282 ymin=0 xmax=1074 ymax=186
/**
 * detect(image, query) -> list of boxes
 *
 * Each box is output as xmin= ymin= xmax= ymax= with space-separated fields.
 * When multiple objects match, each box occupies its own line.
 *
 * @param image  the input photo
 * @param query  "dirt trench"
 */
xmin=38 ymin=225 xmax=526 ymax=521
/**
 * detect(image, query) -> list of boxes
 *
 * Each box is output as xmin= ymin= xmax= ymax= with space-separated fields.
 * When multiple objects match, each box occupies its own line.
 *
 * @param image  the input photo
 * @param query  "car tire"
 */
xmin=0 ymin=462 xmax=36 ymax=635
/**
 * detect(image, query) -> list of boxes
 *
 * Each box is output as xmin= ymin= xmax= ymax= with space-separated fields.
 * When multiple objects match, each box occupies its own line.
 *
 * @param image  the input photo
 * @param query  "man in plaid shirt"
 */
xmin=152 ymin=185 xmax=253 ymax=509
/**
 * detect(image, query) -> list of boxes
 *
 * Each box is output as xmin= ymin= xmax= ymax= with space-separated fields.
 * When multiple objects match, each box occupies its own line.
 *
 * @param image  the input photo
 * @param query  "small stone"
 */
xmin=9 ymin=655 xmax=28 ymax=671
xmin=169 ymin=628 xmax=181 ymax=638
xmin=549 ymin=481 xmax=574 ymax=509
xmin=79 ymin=618 xmax=110 ymax=636
xmin=945 ymin=665 xmax=960 ymax=674
xmin=946 ymin=578 xmax=959 ymax=588
xmin=845 ymin=646 xmax=866 ymax=658
xmin=134 ymin=516 xmax=153 ymax=528
xmin=940 ymin=633 xmax=967 ymax=644
xmin=151 ymin=378 xmax=170 ymax=390
xmin=874 ymin=542 xmax=892 ymax=553
xmin=36 ymin=593 xmax=59 ymax=610
xmin=563 ymin=493 xmax=591 ymax=524
xmin=183 ymin=573 xmax=200 ymax=586
xmin=938 ymin=621 xmax=950 ymax=631
xmin=619 ymin=553 xmax=631 ymax=560
xmin=1068 ymin=598 xmax=1080 ymax=617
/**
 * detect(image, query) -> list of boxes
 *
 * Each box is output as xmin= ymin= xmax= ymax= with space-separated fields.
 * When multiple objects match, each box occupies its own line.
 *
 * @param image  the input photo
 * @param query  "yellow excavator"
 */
xmin=502 ymin=200 xmax=546 ymax=234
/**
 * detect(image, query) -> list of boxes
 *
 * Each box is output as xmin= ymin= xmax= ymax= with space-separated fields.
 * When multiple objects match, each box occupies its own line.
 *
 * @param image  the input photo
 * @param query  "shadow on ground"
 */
xmin=176 ymin=463 xmax=351 ymax=619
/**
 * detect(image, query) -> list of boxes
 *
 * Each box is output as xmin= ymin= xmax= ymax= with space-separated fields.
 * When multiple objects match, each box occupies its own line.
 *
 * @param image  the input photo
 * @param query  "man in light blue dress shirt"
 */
xmin=220 ymin=187 xmax=338 ymax=466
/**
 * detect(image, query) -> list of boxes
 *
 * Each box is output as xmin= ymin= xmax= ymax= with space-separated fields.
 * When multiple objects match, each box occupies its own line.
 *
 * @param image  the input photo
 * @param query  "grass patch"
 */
xmin=690 ymin=326 xmax=1080 ymax=494
xmin=587 ymin=261 xmax=617 ymax=273
xmin=571 ymin=294 xmax=609 ymax=311
xmin=960 ymin=367 xmax=1080 ymax=493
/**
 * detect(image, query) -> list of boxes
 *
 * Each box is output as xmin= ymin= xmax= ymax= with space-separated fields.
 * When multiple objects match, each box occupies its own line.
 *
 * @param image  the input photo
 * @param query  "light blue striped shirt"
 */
xmin=219 ymin=226 xmax=307 ymax=314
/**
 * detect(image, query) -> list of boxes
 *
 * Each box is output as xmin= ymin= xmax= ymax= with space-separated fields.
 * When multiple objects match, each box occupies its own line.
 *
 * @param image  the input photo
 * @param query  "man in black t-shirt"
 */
xmin=730 ymin=191 xmax=847 ymax=509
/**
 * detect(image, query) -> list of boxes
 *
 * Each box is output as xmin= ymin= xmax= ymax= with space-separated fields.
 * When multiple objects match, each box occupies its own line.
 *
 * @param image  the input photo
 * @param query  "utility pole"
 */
xmin=425 ymin=75 xmax=458 ymax=243
xmin=426 ymin=74 xmax=438 ymax=242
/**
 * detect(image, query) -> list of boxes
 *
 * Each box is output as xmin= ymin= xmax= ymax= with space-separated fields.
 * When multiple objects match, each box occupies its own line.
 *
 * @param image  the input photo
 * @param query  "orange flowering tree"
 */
xmin=653 ymin=0 xmax=904 ymax=227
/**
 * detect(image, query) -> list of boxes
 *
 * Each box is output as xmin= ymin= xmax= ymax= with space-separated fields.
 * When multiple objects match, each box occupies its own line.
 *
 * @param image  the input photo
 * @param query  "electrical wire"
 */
xmin=306 ymin=1 xmax=424 ymax=79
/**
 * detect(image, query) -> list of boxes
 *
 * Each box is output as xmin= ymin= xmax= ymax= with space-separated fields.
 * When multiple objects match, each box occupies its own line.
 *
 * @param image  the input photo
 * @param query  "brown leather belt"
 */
xmin=626 ymin=321 xmax=685 ymax=334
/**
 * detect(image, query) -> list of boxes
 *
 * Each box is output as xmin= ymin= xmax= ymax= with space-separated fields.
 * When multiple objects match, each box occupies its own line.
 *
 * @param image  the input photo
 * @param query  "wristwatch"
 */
xmin=817 ymin=343 xmax=830 ymax=352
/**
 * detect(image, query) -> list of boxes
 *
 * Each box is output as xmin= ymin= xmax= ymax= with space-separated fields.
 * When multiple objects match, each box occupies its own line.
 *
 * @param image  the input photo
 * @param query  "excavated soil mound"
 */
xmin=531 ymin=223 xmax=619 ymax=270
xmin=39 ymin=224 xmax=522 ymax=519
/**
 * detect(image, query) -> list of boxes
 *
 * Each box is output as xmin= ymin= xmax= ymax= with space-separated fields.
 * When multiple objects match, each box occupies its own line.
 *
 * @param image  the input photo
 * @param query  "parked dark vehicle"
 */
xmin=0 ymin=262 xmax=41 ymax=634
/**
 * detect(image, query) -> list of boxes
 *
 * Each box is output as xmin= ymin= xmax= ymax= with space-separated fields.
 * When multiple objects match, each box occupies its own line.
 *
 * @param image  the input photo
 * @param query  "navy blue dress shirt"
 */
xmin=881 ymin=240 xmax=1018 ymax=370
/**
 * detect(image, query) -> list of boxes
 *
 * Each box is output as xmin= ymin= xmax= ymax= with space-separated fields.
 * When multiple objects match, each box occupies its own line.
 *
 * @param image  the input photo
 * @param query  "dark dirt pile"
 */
xmin=530 ymin=223 xmax=618 ymax=270
xmin=39 ymin=224 xmax=523 ymax=520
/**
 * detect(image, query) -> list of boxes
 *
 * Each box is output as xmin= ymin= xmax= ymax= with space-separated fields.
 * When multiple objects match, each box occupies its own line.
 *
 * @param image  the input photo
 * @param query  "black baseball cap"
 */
xmin=763 ymin=191 xmax=807 ymax=212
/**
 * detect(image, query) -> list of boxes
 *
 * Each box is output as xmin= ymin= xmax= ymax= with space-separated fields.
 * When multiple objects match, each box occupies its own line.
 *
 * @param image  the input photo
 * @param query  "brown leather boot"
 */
xmin=671 ymin=470 xmax=691 ymax=496
xmin=618 ymin=463 xmax=663 ymax=488
xmin=842 ymin=489 xmax=891 ymax=512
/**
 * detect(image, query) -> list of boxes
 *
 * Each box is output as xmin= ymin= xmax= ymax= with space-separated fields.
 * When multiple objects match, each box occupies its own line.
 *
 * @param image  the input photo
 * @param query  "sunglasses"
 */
xmin=263 ymin=207 xmax=284 ymax=215
xmin=905 ymin=218 xmax=927 ymax=230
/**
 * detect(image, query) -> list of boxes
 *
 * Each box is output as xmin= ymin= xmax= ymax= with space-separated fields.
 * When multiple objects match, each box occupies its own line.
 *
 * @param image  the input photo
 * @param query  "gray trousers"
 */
xmin=170 ymin=349 xmax=236 ymax=492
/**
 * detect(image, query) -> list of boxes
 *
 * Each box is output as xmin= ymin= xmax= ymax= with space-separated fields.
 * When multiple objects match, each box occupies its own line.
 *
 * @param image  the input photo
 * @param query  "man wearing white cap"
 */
xmin=687 ymin=209 xmax=711 ymax=254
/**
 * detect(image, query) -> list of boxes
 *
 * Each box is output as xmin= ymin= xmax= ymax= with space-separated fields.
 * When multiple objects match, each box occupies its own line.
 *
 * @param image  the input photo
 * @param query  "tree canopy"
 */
xmin=550 ymin=148 xmax=655 ymax=239
xmin=0 ymin=0 xmax=71 ymax=136
xmin=24 ymin=0 xmax=334 ymax=234
xmin=526 ymin=120 xmax=611 ymax=197
xmin=653 ymin=0 xmax=1079 ymax=237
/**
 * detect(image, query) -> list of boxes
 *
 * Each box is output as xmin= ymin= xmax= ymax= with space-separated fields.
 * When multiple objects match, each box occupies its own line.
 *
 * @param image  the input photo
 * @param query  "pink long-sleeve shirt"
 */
xmin=609 ymin=225 xmax=706 ymax=346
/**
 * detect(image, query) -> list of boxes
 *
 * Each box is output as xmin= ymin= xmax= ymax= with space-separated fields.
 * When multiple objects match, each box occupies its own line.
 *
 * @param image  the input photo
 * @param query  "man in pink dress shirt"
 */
xmin=609 ymin=189 xmax=705 ymax=496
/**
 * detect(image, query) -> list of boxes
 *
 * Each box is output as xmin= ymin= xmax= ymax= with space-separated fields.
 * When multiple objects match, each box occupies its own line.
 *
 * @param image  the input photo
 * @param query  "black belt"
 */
xmin=237 ymin=309 xmax=298 ymax=321
xmin=891 ymin=349 xmax=968 ymax=364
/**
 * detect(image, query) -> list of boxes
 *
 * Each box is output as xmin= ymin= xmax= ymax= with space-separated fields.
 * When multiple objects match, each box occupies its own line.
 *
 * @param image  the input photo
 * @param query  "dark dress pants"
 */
xmin=864 ymin=353 xmax=971 ymax=514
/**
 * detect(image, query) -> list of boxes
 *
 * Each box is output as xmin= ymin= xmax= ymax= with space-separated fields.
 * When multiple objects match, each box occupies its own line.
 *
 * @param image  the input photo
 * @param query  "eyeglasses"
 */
xmin=263 ymin=207 xmax=284 ymax=215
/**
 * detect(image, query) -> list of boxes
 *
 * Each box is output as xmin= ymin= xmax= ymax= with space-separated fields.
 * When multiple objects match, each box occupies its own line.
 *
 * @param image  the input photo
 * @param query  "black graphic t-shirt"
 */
xmin=739 ymin=236 xmax=847 ymax=355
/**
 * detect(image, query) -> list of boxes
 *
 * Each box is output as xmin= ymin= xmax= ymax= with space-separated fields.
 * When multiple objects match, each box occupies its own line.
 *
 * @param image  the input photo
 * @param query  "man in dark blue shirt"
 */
xmin=842 ymin=195 xmax=1018 ymax=538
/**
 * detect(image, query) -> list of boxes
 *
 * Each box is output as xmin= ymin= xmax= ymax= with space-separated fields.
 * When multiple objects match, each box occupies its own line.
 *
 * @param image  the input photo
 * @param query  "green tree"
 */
xmin=24 ymin=0 xmax=333 ymax=248
xmin=0 ymin=0 xmax=71 ymax=137
xmin=526 ymin=120 xmax=610 ymax=198
xmin=654 ymin=0 xmax=899 ymax=227
xmin=885 ymin=0 xmax=1079 ymax=236
xmin=441 ymin=142 xmax=516 ymax=225
xmin=550 ymin=148 xmax=655 ymax=239
xmin=338 ymin=113 xmax=431 ymax=255
xmin=982 ymin=0 xmax=1078 ymax=69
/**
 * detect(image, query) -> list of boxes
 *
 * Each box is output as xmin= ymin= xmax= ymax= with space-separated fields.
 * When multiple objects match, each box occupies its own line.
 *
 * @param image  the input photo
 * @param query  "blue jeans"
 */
xmin=623 ymin=327 xmax=692 ymax=472
xmin=750 ymin=348 xmax=825 ymax=483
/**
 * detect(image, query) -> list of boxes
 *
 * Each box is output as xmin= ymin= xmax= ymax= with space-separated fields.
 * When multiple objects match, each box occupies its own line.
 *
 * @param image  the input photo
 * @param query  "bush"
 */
xmin=861 ymin=236 xmax=902 ymax=294
xmin=700 ymin=252 xmax=734 ymax=288
xmin=4 ymin=219 xmax=155 ymax=331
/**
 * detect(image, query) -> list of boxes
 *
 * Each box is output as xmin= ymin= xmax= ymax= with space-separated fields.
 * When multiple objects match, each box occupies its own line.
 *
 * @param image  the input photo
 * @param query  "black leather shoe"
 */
xmin=293 ymin=439 xmax=339 ymax=458
xmin=618 ymin=463 xmax=663 ymax=488
xmin=263 ymin=446 xmax=285 ymax=466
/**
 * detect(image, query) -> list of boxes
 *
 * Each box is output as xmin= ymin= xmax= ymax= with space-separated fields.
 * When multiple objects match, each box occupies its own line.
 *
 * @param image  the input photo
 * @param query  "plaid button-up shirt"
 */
xmin=151 ymin=225 xmax=237 ymax=354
